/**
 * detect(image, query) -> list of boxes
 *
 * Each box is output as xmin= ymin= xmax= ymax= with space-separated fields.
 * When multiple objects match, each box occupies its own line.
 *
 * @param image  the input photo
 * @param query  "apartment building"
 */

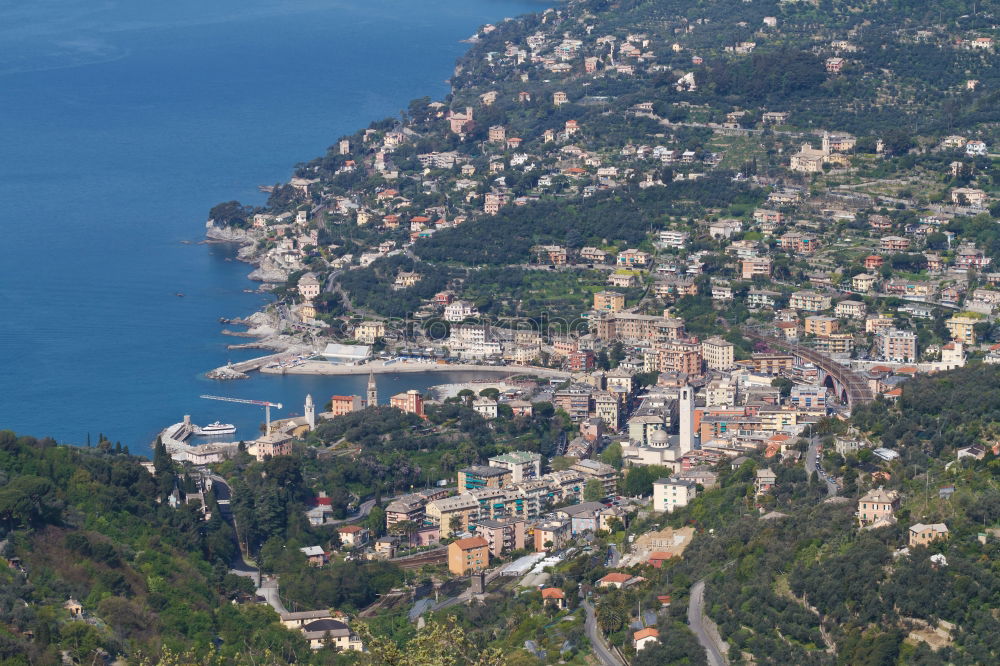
xmin=877 ymin=328 xmax=917 ymax=362
xmin=488 ymin=451 xmax=542 ymax=483
xmin=570 ymin=459 xmax=619 ymax=496
xmin=701 ymin=336 xmax=735 ymax=371
xmin=426 ymin=495 xmax=479 ymax=537
xmin=741 ymin=257 xmax=773 ymax=280
xmin=805 ymin=315 xmax=838 ymax=337
xmin=751 ymin=354 xmax=794 ymax=375
xmin=652 ymin=477 xmax=698 ymax=513
xmin=789 ymin=291 xmax=832 ymax=312
xmin=594 ymin=290 xmax=626 ymax=312
xmin=457 ymin=465 xmax=511 ymax=490
xmin=472 ymin=519 xmax=526 ymax=557
xmin=448 ymin=536 xmax=489 ymax=575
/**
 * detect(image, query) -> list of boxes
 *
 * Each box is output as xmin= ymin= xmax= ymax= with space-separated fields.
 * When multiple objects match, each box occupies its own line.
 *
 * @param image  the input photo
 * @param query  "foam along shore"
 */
xmin=258 ymin=358 xmax=571 ymax=378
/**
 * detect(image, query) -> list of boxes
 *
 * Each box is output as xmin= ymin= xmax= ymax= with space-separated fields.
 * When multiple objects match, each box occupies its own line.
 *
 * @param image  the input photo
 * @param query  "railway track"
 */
xmin=742 ymin=327 xmax=874 ymax=406
xmin=392 ymin=548 xmax=448 ymax=570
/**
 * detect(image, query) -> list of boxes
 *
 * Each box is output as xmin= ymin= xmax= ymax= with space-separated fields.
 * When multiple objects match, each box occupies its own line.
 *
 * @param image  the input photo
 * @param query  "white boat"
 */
xmin=199 ymin=421 xmax=236 ymax=436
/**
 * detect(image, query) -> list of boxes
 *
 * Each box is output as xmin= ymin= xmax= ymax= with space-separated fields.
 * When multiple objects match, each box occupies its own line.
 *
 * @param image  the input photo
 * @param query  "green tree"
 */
xmin=356 ymin=616 xmax=505 ymax=665
xmin=584 ymin=478 xmax=605 ymax=502
xmin=600 ymin=442 xmax=623 ymax=470
xmin=366 ymin=505 xmax=387 ymax=538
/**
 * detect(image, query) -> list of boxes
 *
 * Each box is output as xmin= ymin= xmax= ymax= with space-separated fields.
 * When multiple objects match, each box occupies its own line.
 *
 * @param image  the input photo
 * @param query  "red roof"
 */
xmin=633 ymin=628 xmax=659 ymax=640
xmin=541 ymin=588 xmax=565 ymax=599
xmin=338 ymin=525 xmax=363 ymax=533
xmin=599 ymin=572 xmax=632 ymax=584
xmin=452 ymin=536 xmax=488 ymax=551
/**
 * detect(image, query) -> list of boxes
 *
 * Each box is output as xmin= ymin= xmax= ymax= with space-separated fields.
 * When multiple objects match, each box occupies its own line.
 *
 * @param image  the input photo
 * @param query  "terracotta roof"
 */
xmin=599 ymin=572 xmax=632 ymax=584
xmin=452 ymin=536 xmax=488 ymax=551
xmin=633 ymin=628 xmax=659 ymax=640
xmin=541 ymin=588 xmax=565 ymax=599
xmin=649 ymin=552 xmax=674 ymax=561
xmin=338 ymin=525 xmax=363 ymax=533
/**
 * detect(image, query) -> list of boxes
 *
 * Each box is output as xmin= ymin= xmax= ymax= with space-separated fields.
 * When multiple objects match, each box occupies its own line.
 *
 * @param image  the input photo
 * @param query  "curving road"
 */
xmin=806 ymin=437 xmax=839 ymax=497
xmin=583 ymin=600 xmax=626 ymax=666
xmin=328 ymin=498 xmax=377 ymax=526
xmin=688 ymin=580 xmax=727 ymax=666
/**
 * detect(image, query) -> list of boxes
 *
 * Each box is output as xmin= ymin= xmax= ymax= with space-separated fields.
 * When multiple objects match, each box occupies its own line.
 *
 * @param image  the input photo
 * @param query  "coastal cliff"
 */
xmin=247 ymin=257 xmax=290 ymax=283
xmin=204 ymin=220 xmax=255 ymax=243
xmin=204 ymin=221 xmax=290 ymax=282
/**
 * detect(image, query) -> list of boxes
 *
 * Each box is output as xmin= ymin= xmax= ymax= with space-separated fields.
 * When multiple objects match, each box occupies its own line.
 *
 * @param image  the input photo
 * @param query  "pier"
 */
xmin=206 ymin=351 xmax=299 ymax=380
xmin=160 ymin=416 xmax=196 ymax=454
xmin=157 ymin=416 xmax=241 ymax=464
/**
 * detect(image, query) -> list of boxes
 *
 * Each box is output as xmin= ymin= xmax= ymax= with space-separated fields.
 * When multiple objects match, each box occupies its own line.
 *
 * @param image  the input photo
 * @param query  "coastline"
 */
xmin=259 ymin=359 xmax=570 ymax=378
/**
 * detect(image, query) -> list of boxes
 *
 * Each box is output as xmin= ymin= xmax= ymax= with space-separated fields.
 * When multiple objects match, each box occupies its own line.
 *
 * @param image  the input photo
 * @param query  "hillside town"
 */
xmin=184 ymin=1 xmax=1000 ymax=661
xmin=4 ymin=0 xmax=1000 ymax=664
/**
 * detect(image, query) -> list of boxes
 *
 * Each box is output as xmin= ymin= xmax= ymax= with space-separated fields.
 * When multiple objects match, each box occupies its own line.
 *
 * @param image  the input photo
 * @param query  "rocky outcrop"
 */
xmin=205 ymin=220 xmax=257 ymax=243
xmin=247 ymin=257 xmax=289 ymax=282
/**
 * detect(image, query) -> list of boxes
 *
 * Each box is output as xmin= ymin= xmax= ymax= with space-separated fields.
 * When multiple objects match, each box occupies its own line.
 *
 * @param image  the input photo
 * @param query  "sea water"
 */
xmin=0 ymin=0 xmax=549 ymax=453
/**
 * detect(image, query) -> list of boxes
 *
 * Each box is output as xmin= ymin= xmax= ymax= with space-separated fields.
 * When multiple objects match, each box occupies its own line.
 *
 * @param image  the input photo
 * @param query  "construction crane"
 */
xmin=200 ymin=395 xmax=283 ymax=432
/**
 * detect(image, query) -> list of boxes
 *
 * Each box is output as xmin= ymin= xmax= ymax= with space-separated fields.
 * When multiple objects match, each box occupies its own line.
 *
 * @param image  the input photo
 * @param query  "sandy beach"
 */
xmin=259 ymin=359 xmax=571 ymax=378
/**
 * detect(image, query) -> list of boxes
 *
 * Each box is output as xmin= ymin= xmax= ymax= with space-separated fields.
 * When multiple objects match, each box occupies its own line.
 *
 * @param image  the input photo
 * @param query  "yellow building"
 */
xmin=701 ymin=336 xmax=735 ymax=370
xmin=355 ymin=321 xmax=386 ymax=344
xmin=594 ymin=290 xmax=625 ymax=312
xmin=946 ymin=315 xmax=979 ymax=344
xmin=804 ymin=316 xmax=838 ymax=337
xmin=425 ymin=495 xmax=478 ymax=538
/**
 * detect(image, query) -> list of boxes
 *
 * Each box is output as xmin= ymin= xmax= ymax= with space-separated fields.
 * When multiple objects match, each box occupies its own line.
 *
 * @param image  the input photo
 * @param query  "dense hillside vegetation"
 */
xmin=0 ymin=432 xmax=329 ymax=664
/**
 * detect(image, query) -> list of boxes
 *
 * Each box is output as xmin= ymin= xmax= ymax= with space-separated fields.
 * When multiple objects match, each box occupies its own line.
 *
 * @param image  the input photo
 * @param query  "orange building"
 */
xmin=329 ymin=395 xmax=364 ymax=417
xmin=390 ymin=390 xmax=425 ymax=418
xmin=448 ymin=536 xmax=489 ymax=575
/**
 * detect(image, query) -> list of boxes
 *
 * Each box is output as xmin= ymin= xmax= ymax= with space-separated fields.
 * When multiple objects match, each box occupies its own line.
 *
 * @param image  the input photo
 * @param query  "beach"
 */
xmin=259 ymin=359 xmax=571 ymax=378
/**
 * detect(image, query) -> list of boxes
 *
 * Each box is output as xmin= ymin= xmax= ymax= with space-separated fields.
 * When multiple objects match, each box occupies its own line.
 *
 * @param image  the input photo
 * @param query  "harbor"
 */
xmin=158 ymin=416 xmax=242 ymax=463
xmin=206 ymin=351 xmax=306 ymax=379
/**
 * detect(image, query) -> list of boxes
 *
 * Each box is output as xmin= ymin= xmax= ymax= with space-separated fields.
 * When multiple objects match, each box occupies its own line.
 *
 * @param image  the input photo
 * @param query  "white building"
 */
xmin=653 ymin=477 xmax=697 ymax=512
xmin=473 ymin=397 xmax=499 ymax=419
xmin=488 ymin=451 xmax=542 ymax=482
xmin=444 ymin=300 xmax=478 ymax=322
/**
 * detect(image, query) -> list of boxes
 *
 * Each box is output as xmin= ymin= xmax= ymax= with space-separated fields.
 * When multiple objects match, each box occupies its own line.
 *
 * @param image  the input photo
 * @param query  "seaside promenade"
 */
xmin=258 ymin=358 xmax=571 ymax=379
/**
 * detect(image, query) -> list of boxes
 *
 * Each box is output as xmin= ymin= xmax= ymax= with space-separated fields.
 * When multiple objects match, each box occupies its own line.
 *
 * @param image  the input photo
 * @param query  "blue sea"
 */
xmin=0 ymin=0 xmax=549 ymax=453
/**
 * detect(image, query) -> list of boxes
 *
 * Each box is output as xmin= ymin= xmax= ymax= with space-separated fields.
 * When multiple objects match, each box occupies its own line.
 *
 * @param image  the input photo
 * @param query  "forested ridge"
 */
xmin=648 ymin=364 xmax=1000 ymax=664
xmin=0 ymin=431 xmax=337 ymax=664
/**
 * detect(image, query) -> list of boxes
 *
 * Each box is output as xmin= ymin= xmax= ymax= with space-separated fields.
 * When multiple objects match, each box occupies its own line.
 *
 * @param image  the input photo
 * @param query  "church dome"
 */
xmin=649 ymin=429 xmax=669 ymax=447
